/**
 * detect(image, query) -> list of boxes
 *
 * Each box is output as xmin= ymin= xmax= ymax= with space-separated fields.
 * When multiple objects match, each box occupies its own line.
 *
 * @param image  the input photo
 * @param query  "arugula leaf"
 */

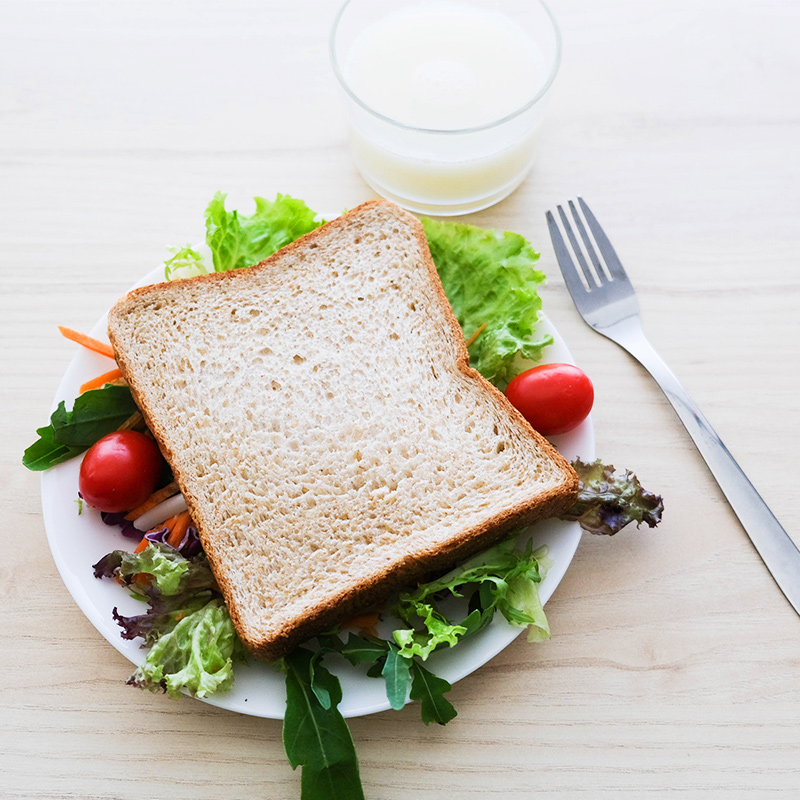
xmin=335 ymin=632 xmax=390 ymax=666
xmin=308 ymin=649 xmax=335 ymax=711
xmin=48 ymin=384 xmax=137 ymax=446
xmin=282 ymin=648 xmax=365 ymax=800
xmin=422 ymin=217 xmax=552 ymax=388
xmin=23 ymin=384 xmax=138 ymax=470
xmin=205 ymin=192 xmax=324 ymax=273
xmin=409 ymin=661 xmax=457 ymax=726
xmin=392 ymin=538 xmax=550 ymax=659
xmin=563 ymin=458 xmax=664 ymax=535
xmin=381 ymin=645 xmax=412 ymax=711
xmin=127 ymin=598 xmax=244 ymax=698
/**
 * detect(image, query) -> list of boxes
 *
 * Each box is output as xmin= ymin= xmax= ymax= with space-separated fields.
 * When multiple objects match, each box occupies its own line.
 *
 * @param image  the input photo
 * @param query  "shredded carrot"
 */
xmin=58 ymin=326 xmax=115 ymax=359
xmin=166 ymin=511 xmax=193 ymax=548
xmin=465 ymin=322 xmax=488 ymax=349
xmin=342 ymin=612 xmax=381 ymax=634
xmin=124 ymin=481 xmax=180 ymax=521
xmin=132 ymin=510 xmax=192 ymax=554
xmin=117 ymin=411 xmax=144 ymax=432
xmin=79 ymin=368 xmax=124 ymax=394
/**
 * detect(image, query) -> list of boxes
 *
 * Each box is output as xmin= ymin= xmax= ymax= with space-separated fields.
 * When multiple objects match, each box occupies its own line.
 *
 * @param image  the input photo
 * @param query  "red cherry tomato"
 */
xmin=505 ymin=363 xmax=594 ymax=436
xmin=79 ymin=431 xmax=163 ymax=513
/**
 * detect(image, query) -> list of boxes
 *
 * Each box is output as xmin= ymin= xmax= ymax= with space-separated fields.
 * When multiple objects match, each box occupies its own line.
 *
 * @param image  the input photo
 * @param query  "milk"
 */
xmin=344 ymin=5 xmax=543 ymax=130
xmin=332 ymin=0 xmax=560 ymax=214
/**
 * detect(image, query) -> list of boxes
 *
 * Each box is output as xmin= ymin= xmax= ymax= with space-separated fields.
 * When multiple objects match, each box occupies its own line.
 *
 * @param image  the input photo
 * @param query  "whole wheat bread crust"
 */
xmin=108 ymin=200 xmax=578 ymax=661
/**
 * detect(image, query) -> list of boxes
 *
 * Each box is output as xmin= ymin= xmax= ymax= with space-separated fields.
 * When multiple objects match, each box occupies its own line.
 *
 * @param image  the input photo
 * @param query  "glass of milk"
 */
xmin=330 ymin=0 xmax=561 ymax=215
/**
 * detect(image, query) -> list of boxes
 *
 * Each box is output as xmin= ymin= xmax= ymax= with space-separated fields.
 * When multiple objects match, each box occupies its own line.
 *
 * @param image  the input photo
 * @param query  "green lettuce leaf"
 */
xmin=422 ymin=217 xmax=553 ymax=388
xmin=164 ymin=244 xmax=209 ymax=280
xmin=204 ymin=192 xmax=324 ymax=272
xmin=506 ymin=574 xmax=550 ymax=642
xmin=94 ymin=542 xmax=216 ymax=597
xmin=127 ymin=598 xmax=244 ymax=698
xmin=112 ymin=590 xmax=216 ymax=647
xmin=392 ymin=605 xmax=467 ymax=661
xmin=563 ymin=458 xmax=665 ymax=535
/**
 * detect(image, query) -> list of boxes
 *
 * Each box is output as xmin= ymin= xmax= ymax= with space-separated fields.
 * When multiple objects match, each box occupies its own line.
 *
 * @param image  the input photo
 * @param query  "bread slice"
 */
xmin=107 ymin=200 xmax=578 ymax=661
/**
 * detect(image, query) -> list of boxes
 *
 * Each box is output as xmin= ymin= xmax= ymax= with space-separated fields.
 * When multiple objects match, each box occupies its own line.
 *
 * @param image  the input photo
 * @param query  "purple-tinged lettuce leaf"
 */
xmin=126 ymin=598 xmax=246 ymax=698
xmin=112 ymin=590 xmax=215 ymax=645
xmin=92 ymin=542 xmax=215 ymax=597
xmin=562 ymin=459 xmax=664 ymax=536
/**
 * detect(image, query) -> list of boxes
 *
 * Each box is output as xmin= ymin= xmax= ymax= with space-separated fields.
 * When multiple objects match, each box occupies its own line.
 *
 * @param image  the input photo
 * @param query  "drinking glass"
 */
xmin=330 ymin=0 xmax=561 ymax=215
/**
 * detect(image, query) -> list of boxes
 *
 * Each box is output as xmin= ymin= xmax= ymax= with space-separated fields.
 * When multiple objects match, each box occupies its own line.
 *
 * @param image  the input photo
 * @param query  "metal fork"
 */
xmin=547 ymin=197 xmax=800 ymax=616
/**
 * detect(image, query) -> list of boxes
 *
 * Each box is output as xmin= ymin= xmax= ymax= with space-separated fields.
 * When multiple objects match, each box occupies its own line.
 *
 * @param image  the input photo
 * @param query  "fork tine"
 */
xmin=545 ymin=210 xmax=590 ymax=302
xmin=577 ymin=197 xmax=627 ymax=282
xmin=567 ymin=200 xmax=606 ymax=284
xmin=555 ymin=205 xmax=594 ymax=289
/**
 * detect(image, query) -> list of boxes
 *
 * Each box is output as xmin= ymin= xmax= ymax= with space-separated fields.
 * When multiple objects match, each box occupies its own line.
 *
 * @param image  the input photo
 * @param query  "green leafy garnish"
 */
xmin=392 ymin=538 xmax=551 ymax=659
xmin=422 ymin=217 xmax=553 ymax=388
xmin=409 ymin=661 xmax=457 ymax=726
xmin=127 ymin=598 xmax=245 ymax=698
xmin=381 ymin=644 xmax=412 ymax=711
xmin=204 ymin=191 xmax=324 ymax=273
xmin=164 ymin=245 xmax=208 ymax=280
xmin=336 ymin=632 xmax=389 ymax=666
xmin=281 ymin=648 xmax=365 ymax=800
xmin=23 ymin=384 xmax=138 ymax=470
xmin=93 ymin=541 xmax=216 ymax=597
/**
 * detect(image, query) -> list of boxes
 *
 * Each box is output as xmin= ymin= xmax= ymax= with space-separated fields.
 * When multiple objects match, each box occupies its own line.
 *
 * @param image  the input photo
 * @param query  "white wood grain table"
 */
xmin=3 ymin=1 xmax=799 ymax=798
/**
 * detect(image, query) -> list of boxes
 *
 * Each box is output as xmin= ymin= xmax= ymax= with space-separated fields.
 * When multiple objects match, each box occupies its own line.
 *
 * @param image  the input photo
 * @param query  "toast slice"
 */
xmin=108 ymin=200 xmax=578 ymax=661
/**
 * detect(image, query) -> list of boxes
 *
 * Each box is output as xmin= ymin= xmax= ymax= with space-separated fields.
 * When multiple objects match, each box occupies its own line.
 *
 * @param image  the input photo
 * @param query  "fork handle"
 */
xmin=606 ymin=318 xmax=800 ymax=613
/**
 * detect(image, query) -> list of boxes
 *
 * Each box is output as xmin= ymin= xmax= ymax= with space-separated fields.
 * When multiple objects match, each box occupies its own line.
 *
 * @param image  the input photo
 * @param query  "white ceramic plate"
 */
xmin=41 ymin=265 xmax=595 ymax=719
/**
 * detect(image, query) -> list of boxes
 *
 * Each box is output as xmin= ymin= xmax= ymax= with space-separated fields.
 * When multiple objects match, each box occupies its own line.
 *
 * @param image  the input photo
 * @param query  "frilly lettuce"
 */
xmin=93 ymin=541 xmax=246 ymax=698
xmin=562 ymin=458 xmax=664 ymax=535
xmin=392 ymin=538 xmax=551 ymax=660
xmin=165 ymin=192 xmax=324 ymax=279
xmin=164 ymin=245 xmax=208 ymax=280
xmin=92 ymin=541 xmax=215 ymax=597
xmin=127 ymin=598 xmax=247 ymax=698
xmin=422 ymin=217 xmax=553 ymax=388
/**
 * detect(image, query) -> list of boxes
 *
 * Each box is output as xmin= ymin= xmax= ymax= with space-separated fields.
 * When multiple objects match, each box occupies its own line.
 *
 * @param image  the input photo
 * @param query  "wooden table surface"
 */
xmin=3 ymin=1 xmax=799 ymax=798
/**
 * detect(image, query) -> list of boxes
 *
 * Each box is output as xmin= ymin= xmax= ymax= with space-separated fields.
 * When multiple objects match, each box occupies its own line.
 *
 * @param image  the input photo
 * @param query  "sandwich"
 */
xmin=107 ymin=199 xmax=579 ymax=661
